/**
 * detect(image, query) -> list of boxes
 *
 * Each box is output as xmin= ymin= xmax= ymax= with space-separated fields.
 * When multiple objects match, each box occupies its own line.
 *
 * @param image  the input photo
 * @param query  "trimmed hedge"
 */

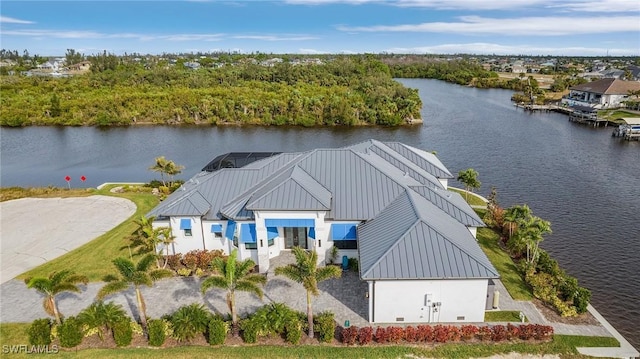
xmin=58 ymin=316 xmax=83 ymax=348
xmin=112 ymin=320 xmax=133 ymax=347
xmin=208 ymin=318 xmax=227 ymax=345
xmin=148 ymin=319 xmax=167 ymax=347
xmin=338 ymin=323 xmax=553 ymax=345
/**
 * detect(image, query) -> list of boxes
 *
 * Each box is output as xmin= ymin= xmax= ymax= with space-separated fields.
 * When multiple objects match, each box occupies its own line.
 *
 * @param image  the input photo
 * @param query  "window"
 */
xmin=268 ymin=238 xmax=275 ymax=246
xmin=245 ymin=243 xmax=257 ymax=250
xmin=334 ymin=240 xmax=357 ymax=250
xmin=180 ymin=218 xmax=192 ymax=237
xmin=331 ymin=223 xmax=357 ymax=250
xmin=211 ymin=224 xmax=223 ymax=239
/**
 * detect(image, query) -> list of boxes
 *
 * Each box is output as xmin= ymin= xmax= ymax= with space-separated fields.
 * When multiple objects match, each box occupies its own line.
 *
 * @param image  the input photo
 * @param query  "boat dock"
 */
xmin=612 ymin=118 xmax=640 ymax=141
xmin=515 ymin=103 xmax=610 ymax=127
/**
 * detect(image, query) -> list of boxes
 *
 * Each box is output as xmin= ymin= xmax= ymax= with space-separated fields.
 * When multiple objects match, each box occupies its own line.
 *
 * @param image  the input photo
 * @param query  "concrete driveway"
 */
xmin=0 ymin=195 xmax=136 ymax=284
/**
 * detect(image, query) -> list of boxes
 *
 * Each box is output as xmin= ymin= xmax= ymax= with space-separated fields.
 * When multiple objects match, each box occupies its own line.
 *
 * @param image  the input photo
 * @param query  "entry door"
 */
xmin=284 ymin=227 xmax=307 ymax=249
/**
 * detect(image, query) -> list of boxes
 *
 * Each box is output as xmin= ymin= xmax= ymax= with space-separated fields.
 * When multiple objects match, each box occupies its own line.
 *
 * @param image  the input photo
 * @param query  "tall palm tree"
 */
xmin=97 ymin=254 xmax=173 ymax=330
xmin=156 ymin=226 xmax=175 ymax=269
xmin=200 ymin=249 xmax=266 ymax=336
xmin=275 ymin=247 xmax=341 ymax=338
xmin=503 ymin=204 xmax=531 ymax=239
xmin=128 ymin=215 xmax=173 ymax=268
xmin=456 ymin=168 xmax=481 ymax=201
xmin=25 ymin=270 xmax=88 ymax=324
xmin=517 ymin=215 xmax=552 ymax=265
xmin=149 ymin=156 xmax=170 ymax=186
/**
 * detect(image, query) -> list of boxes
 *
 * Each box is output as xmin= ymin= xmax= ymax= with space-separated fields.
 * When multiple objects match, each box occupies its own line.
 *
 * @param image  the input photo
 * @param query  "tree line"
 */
xmin=1 ymin=56 xmax=422 ymax=127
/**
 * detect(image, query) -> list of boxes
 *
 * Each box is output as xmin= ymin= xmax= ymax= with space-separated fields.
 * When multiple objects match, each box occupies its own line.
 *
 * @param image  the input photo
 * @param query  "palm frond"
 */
xmin=52 ymin=283 xmax=82 ymax=295
xmin=243 ymin=273 xmax=267 ymax=286
xmin=201 ymin=276 xmax=229 ymax=294
xmin=136 ymin=253 xmax=157 ymax=272
xmin=64 ymin=274 xmax=89 ymax=286
xmin=102 ymin=274 xmax=119 ymax=282
xmin=131 ymin=272 xmax=153 ymax=287
xmin=97 ymin=281 xmax=129 ymax=300
xmin=274 ymin=265 xmax=304 ymax=283
xmin=236 ymin=258 xmax=256 ymax=277
xmin=112 ymin=257 xmax=136 ymax=279
xmin=235 ymin=280 xmax=264 ymax=299
xmin=26 ymin=277 xmax=53 ymax=293
xmin=316 ymin=266 xmax=342 ymax=282
xmin=50 ymin=269 xmax=72 ymax=285
xmin=149 ymin=269 xmax=173 ymax=281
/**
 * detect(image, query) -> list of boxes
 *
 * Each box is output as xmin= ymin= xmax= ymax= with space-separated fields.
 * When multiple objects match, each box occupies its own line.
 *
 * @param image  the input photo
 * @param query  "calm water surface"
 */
xmin=1 ymin=79 xmax=638 ymax=346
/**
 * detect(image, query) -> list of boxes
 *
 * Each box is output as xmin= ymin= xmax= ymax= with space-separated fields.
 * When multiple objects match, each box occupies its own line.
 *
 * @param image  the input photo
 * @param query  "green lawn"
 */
xmin=484 ymin=311 xmax=527 ymax=323
xmin=448 ymin=187 xmax=486 ymax=207
xmin=477 ymin=228 xmax=533 ymax=301
xmin=17 ymin=187 xmax=159 ymax=282
xmin=0 ymin=323 xmax=619 ymax=359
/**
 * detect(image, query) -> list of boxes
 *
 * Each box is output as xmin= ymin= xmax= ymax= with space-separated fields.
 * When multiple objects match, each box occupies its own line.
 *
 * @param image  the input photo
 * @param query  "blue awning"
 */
xmin=264 ymin=219 xmax=315 ymax=227
xmin=331 ymin=223 xmax=357 ymax=240
xmin=308 ymin=227 xmax=316 ymax=240
xmin=267 ymin=227 xmax=279 ymax=240
xmin=225 ymin=220 xmax=236 ymax=240
xmin=211 ymin=224 xmax=223 ymax=233
xmin=240 ymin=223 xmax=257 ymax=243
xmin=180 ymin=218 xmax=192 ymax=230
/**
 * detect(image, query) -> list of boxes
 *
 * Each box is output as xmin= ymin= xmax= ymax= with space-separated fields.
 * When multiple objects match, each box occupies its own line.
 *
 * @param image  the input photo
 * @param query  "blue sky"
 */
xmin=1 ymin=0 xmax=639 ymax=57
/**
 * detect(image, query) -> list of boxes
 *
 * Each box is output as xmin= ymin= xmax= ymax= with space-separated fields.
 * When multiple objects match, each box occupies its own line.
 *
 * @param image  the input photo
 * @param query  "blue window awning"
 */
xmin=180 ymin=218 xmax=192 ymax=230
xmin=264 ymin=219 xmax=315 ymax=227
xmin=331 ymin=223 xmax=357 ymax=240
xmin=267 ymin=227 xmax=279 ymax=240
xmin=225 ymin=220 xmax=236 ymax=240
xmin=308 ymin=227 xmax=316 ymax=240
xmin=211 ymin=224 xmax=223 ymax=233
xmin=240 ymin=223 xmax=257 ymax=243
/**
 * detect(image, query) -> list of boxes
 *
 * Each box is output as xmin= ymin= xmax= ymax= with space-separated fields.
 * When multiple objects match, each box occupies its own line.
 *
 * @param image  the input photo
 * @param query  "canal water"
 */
xmin=1 ymin=79 xmax=638 ymax=346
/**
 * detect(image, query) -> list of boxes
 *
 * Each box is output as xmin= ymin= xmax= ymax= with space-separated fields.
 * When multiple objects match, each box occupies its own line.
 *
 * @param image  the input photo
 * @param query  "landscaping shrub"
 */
xmin=77 ymin=301 xmax=128 ymax=340
xmin=491 ymin=325 xmax=508 ymax=342
xmin=404 ymin=326 xmax=418 ymax=342
xmin=58 ymin=316 xmax=83 ymax=348
xmin=387 ymin=326 xmax=404 ymax=343
xmin=347 ymin=257 xmax=359 ymax=271
xmin=182 ymin=249 xmax=224 ymax=273
xmin=112 ymin=320 xmax=133 ymax=347
xmin=207 ymin=317 xmax=227 ymax=345
xmin=240 ymin=318 xmax=259 ymax=344
xmin=340 ymin=326 xmax=358 ymax=345
xmin=460 ymin=325 xmax=478 ymax=341
xmin=169 ymin=303 xmax=211 ymax=342
xmin=507 ymin=323 xmax=520 ymax=340
xmin=357 ymin=326 xmax=373 ymax=345
xmin=148 ymin=319 xmax=167 ymax=347
xmin=477 ymin=326 xmax=492 ymax=341
xmin=314 ymin=311 xmax=335 ymax=343
xmin=374 ymin=326 xmax=388 ymax=343
xmin=447 ymin=325 xmax=461 ymax=341
xmin=433 ymin=325 xmax=449 ymax=343
xmin=285 ymin=319 xmax=302 ymax=345
xmin=416 ymin=325 xmax=433 ymax=342
xmin=165 ymin=254 xmax=183 ymax=271
xmin=28 ymin=318 xmax=52 ymax=346
xmin=573 ymin=287 xmax=592 ymax=314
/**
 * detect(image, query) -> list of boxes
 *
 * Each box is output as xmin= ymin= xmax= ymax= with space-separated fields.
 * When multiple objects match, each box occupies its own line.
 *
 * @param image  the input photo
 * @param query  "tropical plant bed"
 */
xmin=533 ymin=299 xmax=599 ymax=326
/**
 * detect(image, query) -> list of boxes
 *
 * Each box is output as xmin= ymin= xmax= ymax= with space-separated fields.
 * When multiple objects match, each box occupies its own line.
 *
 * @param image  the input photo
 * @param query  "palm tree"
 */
xmin=200 ymin=249 xmax=266 ymax=336
xmin=97 ymin=254 xmax=173 ymax=330
xmin=456 ymin=168 xmax=481 ymax=201
xmin=517 ymin=215 xmax=552 ymax=265
xmin=503 ymin=204 xmax=532 ymax=239
xmin=148 ymin=156 xmax=184 ymax=187
xmin=128 ymin=215 xmax=173 ymax=268
xmin=275 ymin=247 xmax=341 ymax=338
xmin=149 ymin=156 xmax=170 ymax=186
xmin=25 ymin=270 xmax=88 ymax=324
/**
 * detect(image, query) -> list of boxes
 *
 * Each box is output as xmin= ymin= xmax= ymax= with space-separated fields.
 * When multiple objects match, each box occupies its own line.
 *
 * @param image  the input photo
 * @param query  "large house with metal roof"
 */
xmin=148 ymin=140 xmax=499 ymax=323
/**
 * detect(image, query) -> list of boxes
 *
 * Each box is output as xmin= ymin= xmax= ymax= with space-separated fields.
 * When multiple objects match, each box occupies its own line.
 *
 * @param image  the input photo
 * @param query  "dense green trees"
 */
xmin=0 ymin=56 xmax=422 ymax=127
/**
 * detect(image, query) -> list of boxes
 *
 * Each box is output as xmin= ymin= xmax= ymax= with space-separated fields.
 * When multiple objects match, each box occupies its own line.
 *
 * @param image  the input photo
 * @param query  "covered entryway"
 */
xmin=284 ymin=227 xmax=308 ymax=249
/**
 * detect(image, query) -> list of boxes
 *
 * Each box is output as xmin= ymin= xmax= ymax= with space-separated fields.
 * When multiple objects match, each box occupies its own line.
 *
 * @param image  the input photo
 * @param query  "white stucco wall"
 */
xmin=161 ymin=216 xmax=205 ymax=255
xmin=370 ymin=279 xmax=489 ymax=323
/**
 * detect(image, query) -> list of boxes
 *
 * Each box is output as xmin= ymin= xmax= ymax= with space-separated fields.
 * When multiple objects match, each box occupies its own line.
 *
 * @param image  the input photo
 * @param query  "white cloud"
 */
xmin=386 ymin=42 xmax=638 ymax=56
xmin=233 ymin=35 xmax=319 ymax=41
xmin=285 ymin=0 xmax=551 ymax=10
xmin=298 ymin=48 xmax=327 ymax=54
xmin=160 ymin=34 xmax=224 ymax=42
xmin=0 ymin=16 xmax=34 ymax=24
xmin=337 ymin=15 xmax=640 ymax=35
xmin=548 ymin=0 xmax=640 ymax=13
